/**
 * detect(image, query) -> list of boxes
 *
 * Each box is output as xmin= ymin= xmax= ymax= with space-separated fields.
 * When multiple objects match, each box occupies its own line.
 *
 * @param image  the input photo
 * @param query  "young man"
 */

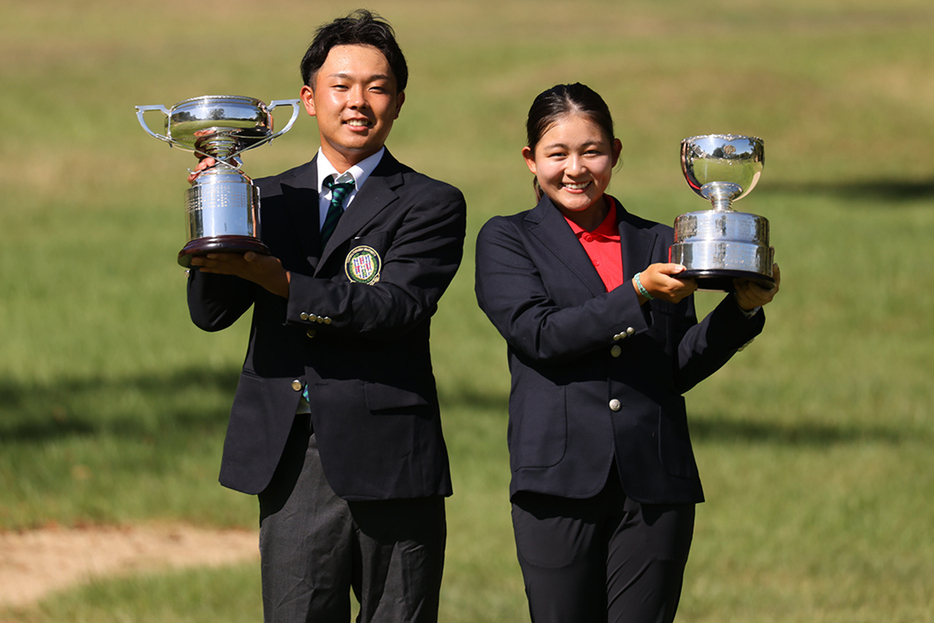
xmin=187 ymin=11 xmax=467 ymax=622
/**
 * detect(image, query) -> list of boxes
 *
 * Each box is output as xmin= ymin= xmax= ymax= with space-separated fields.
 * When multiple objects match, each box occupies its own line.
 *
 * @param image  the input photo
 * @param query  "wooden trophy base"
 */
xmin=177 ymin=236 xmax=270 ymax=268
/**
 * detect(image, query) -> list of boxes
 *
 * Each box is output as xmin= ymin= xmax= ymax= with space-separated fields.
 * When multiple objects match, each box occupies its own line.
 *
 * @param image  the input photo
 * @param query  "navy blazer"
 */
xmin=188 ymin=150 xmax=467 ymax=501
xmin=475 ymin=194 xmax=764 ymax=505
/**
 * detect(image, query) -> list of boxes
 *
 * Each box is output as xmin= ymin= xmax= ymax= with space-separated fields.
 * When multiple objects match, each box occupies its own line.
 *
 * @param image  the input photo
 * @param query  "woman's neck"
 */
xmin=560 ymin=195 xmax=609 ymax=232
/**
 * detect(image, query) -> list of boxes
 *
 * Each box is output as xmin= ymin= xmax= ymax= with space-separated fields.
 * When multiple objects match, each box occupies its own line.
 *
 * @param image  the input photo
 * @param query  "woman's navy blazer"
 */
xmin=475 ymin=194 xmax=764 ymax=505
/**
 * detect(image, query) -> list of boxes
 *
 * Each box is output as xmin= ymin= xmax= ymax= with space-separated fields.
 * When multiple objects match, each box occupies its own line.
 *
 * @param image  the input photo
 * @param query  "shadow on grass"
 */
xmin=689 ymin=415 xmax=914 ymax=445
xmin=3 ymin=375 xmax=919 ymax=447
xmin=767 ymin=178 xmax=934 ymax=203
xmin=0 ymin=367 xmax=240 ymax=443
xmin=444 ymin=389 xmax=918 ymax=446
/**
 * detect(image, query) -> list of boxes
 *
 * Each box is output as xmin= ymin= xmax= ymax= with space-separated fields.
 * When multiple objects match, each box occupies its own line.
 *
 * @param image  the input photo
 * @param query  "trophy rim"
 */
xmin=681 ymin=133 xmax=764 ymax=146
xmin=171 ymin=95 xmax=267 ymax=110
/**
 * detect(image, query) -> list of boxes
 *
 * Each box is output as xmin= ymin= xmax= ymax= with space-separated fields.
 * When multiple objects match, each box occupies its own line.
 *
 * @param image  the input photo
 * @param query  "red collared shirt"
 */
xmin=563 ymin=197 xmax=623 ymax=291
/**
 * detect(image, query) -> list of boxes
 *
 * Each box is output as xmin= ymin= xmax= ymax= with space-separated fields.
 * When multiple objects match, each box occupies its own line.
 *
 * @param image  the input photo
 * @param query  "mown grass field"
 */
xmin=1 ymin=0 xmax=933 ymax=621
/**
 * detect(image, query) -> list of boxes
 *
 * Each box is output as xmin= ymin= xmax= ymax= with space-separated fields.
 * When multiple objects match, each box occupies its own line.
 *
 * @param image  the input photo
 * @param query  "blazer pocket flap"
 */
xmin=363 ymin=382 xmax=430 ymax=411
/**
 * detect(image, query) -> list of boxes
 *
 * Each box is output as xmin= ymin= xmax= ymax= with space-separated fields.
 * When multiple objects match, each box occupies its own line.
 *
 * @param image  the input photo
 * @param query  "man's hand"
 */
xmin=734 ymin=263 xmax=781 ymax=311
xmin=188 ymin=156 xmax=217 ymax=184
xmin=635 ymin=263 xmax=698 ymax=304
xmin=190 ymin=252 xmax=290 ymax=299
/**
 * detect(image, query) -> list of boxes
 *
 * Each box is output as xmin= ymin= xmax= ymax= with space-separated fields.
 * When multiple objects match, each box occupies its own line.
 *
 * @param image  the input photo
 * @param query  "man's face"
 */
xmin=300 ymin=44 xmax=405 ymax=172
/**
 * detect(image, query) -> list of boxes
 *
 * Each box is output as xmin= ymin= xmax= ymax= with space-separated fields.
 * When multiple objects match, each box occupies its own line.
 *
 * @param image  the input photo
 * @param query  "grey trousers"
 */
xmin=258 ymin=415 xmax=446 ymax=623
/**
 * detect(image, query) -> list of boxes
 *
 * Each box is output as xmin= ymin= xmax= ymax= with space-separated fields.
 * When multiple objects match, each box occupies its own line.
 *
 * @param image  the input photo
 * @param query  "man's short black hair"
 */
xmin=300 ymin=10 xmax=408 ymax=92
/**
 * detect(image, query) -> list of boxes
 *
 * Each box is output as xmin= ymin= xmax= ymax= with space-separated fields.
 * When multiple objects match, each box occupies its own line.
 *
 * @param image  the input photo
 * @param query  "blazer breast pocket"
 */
xmin=350 ymin=233 xmax=389 ymax=255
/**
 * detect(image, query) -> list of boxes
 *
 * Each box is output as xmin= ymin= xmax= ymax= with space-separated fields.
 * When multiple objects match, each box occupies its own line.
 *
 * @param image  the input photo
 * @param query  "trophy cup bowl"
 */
xmin=670 ymin=134 xmax=774 ymax=290
xmin=136 ymin=95 xmax=301 ymax=267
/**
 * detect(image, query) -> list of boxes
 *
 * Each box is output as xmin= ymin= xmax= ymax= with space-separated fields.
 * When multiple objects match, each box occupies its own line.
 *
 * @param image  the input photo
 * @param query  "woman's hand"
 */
xmin=734 ymin=263 xmax=781 ymax=311
xmin=635 ymin=263 xmax=697 ymax=304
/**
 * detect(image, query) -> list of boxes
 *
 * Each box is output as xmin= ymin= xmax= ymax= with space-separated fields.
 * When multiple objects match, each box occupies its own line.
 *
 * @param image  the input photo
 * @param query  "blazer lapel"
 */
xmin=616 ymin=201 xmax=658 ymax=281
xmin=279 ymin=159 xmax=322 ymax=270
xmin=524 ymin=195 xmax=660 ymax=297
xmin=317 ymin=151 xmax=403 ymax=269
xmin=526 ymin=195 xmax=607 ymax=297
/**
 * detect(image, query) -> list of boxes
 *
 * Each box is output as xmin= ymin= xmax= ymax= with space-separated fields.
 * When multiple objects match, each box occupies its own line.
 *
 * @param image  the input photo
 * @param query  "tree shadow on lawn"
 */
xmin=689 ymin=414 xmax=913 ymax=446
xmin=766 ymin=178 xmax=934 ymax=204
xmin=1 ymin=374 xmax=919 ymax=447
xmin=443 ymin=388 xmax=920 ymax=446
xmin=0 ymin=367 xmax=240 ymax=443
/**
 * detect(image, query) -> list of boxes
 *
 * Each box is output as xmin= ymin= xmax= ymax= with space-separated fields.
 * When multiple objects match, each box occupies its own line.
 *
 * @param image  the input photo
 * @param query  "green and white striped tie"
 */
xmin=321 ymin=174 xmax=355 ymax=244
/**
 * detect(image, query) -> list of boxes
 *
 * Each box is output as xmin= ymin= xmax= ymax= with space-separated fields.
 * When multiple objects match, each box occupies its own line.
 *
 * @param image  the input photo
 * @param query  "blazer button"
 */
xmin=609 ymin=399 xmax=622 ymax=412
xmin=300 ymin=312 xmax=309 ymax=321
xmin=306 ymin=329 xmax=316 ymax=338
xmin=290 ymin=380 xmax=303 ymax=392
xmin=611 ymin=345 xmax=621 ymax=358
xmin=627 ymin=327 xmax=635 ymax=336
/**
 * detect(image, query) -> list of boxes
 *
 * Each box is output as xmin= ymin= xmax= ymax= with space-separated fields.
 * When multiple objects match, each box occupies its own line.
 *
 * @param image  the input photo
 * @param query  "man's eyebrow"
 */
xmin=326 ymin=71 xmax=393 ymax=82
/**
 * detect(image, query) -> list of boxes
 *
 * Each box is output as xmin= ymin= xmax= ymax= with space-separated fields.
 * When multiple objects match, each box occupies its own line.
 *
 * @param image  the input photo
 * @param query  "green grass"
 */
xmin=2 ymin=0 xmax=934 ymax=621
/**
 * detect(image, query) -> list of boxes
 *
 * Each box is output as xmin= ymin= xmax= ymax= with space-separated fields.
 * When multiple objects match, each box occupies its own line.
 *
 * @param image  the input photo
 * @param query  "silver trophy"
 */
xmin=670 ymin=134 xmax=774 ymax=290
xmin=136 ymin=95 xmax=301 ymax=267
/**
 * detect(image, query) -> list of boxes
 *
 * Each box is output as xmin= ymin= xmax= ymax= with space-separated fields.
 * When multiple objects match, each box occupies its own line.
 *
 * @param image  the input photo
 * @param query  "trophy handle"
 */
xmin=235 ymin=99 xmax=302 ymax=156
xmin=268 ymin=99 xmax=302 ymax=138
xmin=135 ymin=104 xmax=180 ymax=146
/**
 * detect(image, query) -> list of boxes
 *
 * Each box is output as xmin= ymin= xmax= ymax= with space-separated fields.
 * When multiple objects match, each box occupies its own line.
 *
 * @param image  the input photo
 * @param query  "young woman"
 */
xmin=475 ymin=83 xmax=780 ymax=623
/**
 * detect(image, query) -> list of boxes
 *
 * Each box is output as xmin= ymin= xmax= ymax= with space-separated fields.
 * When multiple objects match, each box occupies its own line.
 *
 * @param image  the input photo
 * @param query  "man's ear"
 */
xmin=394 ymin=91 xmax=405 ymax=119
xmin=300 ymin=84 xmax=316 ymax=117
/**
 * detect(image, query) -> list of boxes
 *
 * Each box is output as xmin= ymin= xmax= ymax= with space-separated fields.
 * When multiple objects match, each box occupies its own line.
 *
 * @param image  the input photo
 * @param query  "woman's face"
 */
xmin=523 ymin=114 xmax=621 ymax=218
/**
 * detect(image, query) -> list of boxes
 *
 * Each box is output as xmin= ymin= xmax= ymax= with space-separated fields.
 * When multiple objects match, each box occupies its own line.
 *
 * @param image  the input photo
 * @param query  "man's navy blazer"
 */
xmin=475 ymin=195 xmax=764 ymax=505
xmin=188 ymin=150 xmax=467 ymax=501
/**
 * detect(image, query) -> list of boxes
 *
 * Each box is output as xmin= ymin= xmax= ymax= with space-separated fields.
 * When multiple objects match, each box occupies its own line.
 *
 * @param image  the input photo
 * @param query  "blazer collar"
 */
xmin=525 ymin=194 xmax=658 ymax=295
xmin=323 ymin=149 xmax=403 ymax=262
xmin=615 ymin=200 xmax=658 ymax=281
xmin=525 ymin=194 xmax=607 ymax=296
xmin=279 ymin=150 xmax=405 ymax=269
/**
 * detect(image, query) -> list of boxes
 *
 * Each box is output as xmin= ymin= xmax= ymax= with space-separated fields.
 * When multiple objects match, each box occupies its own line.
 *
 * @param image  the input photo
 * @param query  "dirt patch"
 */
xmin=0 ymin=523 xmax=258 ymax=608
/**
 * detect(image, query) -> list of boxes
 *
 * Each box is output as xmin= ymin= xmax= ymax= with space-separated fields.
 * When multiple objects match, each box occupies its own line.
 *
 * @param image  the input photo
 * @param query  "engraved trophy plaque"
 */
xmin=670 ymin=134 xmax=774 ymax=290
xmin=136 ymin=95 xmax=301 ymax=267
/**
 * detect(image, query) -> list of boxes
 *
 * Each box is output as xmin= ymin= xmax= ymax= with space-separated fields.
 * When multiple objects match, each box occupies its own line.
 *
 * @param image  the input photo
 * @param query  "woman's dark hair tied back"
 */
xmin=526 ymin=83 xmax=615 ymax=151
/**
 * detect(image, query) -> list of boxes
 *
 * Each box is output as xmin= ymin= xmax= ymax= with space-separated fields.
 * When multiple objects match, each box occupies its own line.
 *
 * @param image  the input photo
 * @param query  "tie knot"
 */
xmin=325 ymin=175 xmax=355 ymax=195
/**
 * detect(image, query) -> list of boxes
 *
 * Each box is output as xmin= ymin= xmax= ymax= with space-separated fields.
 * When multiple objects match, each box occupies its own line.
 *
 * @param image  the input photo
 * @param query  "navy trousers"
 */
xmin=511 ymin=469 xmax=695 ymax=623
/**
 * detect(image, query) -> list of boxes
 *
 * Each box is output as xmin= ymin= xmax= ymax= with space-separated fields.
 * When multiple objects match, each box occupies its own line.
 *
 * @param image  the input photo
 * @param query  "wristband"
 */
xmin=633 ymin=272 xmax=654 ymax=300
